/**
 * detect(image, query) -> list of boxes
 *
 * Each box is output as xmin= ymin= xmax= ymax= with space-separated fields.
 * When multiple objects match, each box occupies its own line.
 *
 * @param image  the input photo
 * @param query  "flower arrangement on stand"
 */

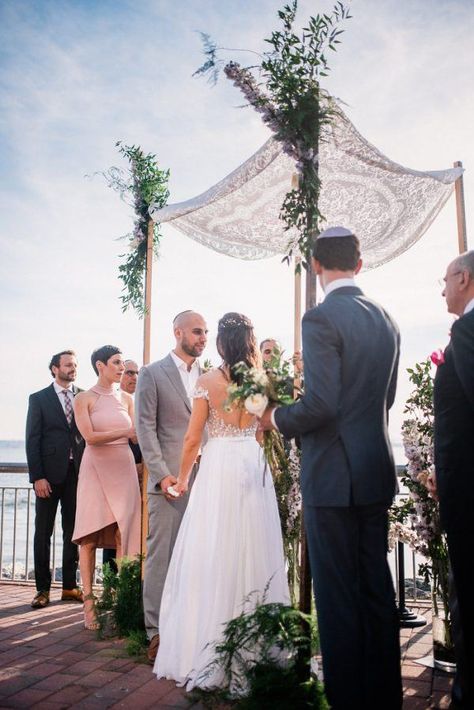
xmin=395 ymin=356 xmax=455 ymax=669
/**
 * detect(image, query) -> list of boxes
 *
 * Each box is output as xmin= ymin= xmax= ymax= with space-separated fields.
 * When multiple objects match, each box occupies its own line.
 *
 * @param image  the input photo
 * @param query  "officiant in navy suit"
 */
xmin=260 ymin=227 xmax=402 ymax=710
xmin=429 ymin=250 xmax=474 ymax=709
xmin=26 ymin=350 xmax=85 ymax=608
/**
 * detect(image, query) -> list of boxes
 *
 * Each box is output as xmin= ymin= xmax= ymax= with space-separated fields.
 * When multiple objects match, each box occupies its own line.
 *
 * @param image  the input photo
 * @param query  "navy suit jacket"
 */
xmin=26 ymin=383 xmax=85 ymax=484
xmin=434 ymin=309 xmax=474 ymax=533
xmin=275 ymin=286 xmax=400 ymax=507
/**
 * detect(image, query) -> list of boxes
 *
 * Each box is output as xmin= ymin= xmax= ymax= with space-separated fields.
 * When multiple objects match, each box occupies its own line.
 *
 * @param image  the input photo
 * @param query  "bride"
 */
xmin=154 ymin=312 xmax=290 ymax=690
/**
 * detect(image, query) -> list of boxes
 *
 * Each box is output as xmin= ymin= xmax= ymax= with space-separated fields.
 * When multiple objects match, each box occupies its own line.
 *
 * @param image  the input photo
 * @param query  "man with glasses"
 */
xmin=429 ymin=251 xmax=474 ymax=709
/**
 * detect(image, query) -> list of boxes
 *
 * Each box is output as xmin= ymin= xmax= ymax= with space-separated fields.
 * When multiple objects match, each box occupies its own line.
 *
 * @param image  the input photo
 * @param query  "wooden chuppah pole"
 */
xmin=294 ymin=260 xmax=302 ymax=357
xmin=142 ymin=218 xmax=155 ymax=366
xmin=453 ymin=161 xmax=468 ymax=253
xmin=140 ymin=217 xmax=155 ymax=561
xmin=297 ymin=266 xmax=317 ymax=615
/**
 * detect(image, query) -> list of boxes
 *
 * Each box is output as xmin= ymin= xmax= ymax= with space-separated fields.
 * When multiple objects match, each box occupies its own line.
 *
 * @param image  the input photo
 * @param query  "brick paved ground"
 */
xmin=0 ymin=584 xmax=454 ymax=709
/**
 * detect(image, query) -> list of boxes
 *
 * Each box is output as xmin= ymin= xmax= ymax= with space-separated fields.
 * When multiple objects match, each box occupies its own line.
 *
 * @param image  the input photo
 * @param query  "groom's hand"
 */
xmin=161 ymin=474 xmax=178 ymax=500
xmin=258 ymin=406 xmax=277 ymax=432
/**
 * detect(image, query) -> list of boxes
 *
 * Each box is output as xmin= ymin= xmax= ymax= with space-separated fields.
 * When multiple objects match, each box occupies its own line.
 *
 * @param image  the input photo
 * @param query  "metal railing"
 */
xmin=0 ymin=462 xmax=429 ymax=605
xmin=0 ymin=463 xmax=105 ymax=587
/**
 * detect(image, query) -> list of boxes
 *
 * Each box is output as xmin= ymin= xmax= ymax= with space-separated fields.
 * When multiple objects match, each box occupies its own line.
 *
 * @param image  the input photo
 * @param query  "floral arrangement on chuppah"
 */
xmin=391 ymin=355 xmax=454 ymax=666
xmin=195 ymin=0 xmax=352 ymax=266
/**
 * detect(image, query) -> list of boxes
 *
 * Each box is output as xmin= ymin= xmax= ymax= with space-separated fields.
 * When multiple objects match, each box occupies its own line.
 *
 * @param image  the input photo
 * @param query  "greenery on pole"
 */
xmin=195 ymin=1 xmax=351 ymax=266
xmin=102 ymin=142 xmax=169 ymax=314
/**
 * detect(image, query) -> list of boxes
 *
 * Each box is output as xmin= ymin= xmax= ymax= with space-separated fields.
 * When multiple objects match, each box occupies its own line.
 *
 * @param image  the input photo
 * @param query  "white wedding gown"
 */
xmin=154 ymin=384 xmax=290 ymax=690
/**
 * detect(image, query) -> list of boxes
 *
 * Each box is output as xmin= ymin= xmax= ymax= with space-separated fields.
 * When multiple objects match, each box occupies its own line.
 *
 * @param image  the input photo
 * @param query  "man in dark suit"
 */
xmin=26 ymin=350 xmax=85 ymax=608
xmin=260 ymin=227 xmax=402 ymax=709
xmin=430 ymin=250 xmax=474 ymax=708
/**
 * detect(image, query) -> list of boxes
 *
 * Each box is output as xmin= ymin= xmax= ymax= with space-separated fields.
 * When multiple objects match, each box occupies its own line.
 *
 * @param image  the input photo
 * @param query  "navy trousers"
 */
xmin=33 ymin=461 xmax=78 ymax=591
xmin=304 ymin=502 xmax=402 ymax=710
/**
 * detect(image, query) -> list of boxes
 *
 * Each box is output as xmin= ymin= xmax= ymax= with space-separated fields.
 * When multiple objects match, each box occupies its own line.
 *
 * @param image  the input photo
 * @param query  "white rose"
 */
xmin=253 ymin=371 xmax=269 ymax=387
xmin=244 ymin=393 xmax=269 ymax=418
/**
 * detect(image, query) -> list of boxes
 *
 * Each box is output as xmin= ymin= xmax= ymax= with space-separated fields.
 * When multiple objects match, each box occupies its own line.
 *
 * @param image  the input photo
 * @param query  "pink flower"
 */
xmin=430 ymin=348 xmax=445 ymax=366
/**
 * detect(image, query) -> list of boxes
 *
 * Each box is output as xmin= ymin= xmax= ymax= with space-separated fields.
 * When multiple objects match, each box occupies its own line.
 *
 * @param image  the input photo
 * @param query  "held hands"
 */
xmin=34 ymin=478 xmax=52 ymax=498
xmin=169 ymin=479 xmax=189 ymax=498
xmin=160 ymin=474 xmax=178 ymax=500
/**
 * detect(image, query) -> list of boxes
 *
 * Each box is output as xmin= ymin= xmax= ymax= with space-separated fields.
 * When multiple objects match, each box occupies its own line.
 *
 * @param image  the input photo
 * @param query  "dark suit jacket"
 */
xmin=26 ymin=383 xmax=85 ymax=484
xmin=275 ymin=286 xmax=400 ymax=507
xmin=434 ymin=309 xmax=474 ymax=533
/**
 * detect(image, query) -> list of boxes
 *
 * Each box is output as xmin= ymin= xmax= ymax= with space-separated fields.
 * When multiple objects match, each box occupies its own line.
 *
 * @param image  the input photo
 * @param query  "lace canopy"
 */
xmin=149 ymin=109 xmax=462 ymax=269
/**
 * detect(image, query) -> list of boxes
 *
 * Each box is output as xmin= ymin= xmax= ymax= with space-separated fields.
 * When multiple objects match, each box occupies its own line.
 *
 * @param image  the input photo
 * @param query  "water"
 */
xmin=1 ymin=440 xmax=47 ymax=580
xmin=0 ymin=440 xmax=29 ymax=488
xmin=1 ymin=439 xmax=414 ymax=586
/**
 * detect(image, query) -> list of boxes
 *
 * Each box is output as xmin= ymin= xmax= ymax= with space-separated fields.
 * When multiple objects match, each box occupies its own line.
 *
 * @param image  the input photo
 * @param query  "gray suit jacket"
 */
xmin=135 ymin=353 xmax=206 ymax=494
xmin=275 ymin=286 xmax=400 ymax=507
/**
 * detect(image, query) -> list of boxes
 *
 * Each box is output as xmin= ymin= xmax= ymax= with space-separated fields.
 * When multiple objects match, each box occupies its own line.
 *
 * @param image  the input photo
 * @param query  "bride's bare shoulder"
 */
xmin=198 ymin=368 xmax=223 ymax=381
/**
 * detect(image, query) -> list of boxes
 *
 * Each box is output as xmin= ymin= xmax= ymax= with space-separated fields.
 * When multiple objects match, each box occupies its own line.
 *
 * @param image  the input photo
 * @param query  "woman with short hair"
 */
xmin=73 ymin=345 xmax=141 ymax=629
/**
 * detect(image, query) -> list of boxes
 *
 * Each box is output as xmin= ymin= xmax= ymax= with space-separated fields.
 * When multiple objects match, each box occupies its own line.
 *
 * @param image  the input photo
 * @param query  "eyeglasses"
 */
xmin=437 ymin=270 xmax=462 ymax=287
xmin=124 ymin=370 xmax=139 ymax=377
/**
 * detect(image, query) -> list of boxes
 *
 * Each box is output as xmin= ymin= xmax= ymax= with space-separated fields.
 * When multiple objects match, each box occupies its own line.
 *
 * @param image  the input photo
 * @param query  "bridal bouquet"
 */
xmin=226 ymin=356 xmax=303 ymax=601
xmin=226 ymin=357 xmax=296 ymax=477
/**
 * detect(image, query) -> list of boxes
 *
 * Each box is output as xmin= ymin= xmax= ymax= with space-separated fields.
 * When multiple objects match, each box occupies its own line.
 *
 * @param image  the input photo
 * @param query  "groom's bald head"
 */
xmin=173 ymin=311 xmax=208 ymax=359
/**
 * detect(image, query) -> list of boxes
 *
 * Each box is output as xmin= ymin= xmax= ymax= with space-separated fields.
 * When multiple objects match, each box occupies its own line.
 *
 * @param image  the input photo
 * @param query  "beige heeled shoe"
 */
xmin=83 ymin=593 xmax=99 ymax=631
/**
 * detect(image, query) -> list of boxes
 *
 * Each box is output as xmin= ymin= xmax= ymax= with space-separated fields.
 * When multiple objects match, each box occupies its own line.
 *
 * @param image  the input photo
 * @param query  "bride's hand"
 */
xmin=173 ymin=479 xmax=188 ymax=497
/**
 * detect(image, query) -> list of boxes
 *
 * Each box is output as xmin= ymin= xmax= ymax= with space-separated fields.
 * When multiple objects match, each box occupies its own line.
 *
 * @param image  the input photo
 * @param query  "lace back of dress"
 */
xmin=193 ymin=372 xmax=257 ymax=439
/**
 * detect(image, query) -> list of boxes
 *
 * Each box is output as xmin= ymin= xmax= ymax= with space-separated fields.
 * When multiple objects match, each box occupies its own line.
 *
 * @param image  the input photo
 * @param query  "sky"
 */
xmin=0 ymin=0 xmax=473 ymax=454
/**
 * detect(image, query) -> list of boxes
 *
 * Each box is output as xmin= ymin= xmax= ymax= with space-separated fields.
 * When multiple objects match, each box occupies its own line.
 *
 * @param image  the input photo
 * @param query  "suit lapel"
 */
xmin=162 ymin=354 xmax=192 ymax=413
xmin=45 ymin=383 xmax=69 ymax=427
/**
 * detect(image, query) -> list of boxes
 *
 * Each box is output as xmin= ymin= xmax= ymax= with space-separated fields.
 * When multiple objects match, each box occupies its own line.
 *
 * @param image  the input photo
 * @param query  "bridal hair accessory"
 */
xmin=219 ymin=317 xmax=250 ymax=329
xmin=317 ymin=226 xmax=354 ymax=239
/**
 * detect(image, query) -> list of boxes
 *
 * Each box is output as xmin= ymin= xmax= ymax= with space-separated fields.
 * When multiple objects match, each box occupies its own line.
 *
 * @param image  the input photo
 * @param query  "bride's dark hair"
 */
xmin=217 ymin=312 xmax=260 ymax=384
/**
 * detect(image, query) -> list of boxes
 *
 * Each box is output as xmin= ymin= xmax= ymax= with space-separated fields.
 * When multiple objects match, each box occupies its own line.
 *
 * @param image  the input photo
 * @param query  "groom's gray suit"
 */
xmin=135 ymin=354 xmax=205 ymax=641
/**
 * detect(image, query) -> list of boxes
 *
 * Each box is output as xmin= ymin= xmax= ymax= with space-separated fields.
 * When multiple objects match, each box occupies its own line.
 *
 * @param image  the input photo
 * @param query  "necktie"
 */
xmin=62 ymin=390 xmax=73 ymax=426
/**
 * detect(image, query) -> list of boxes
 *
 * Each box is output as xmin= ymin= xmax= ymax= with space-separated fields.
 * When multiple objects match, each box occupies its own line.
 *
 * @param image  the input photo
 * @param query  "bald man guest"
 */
xmin=259 ymin=227 xmax=402 ymax=710
xmin=135 ymin=311 xmax=208 ymax=663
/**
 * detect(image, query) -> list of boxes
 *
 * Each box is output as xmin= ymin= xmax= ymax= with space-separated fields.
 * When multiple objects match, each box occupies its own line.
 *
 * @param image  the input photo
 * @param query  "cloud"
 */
xmin=0 ymin=0 xmax=473 ymax=447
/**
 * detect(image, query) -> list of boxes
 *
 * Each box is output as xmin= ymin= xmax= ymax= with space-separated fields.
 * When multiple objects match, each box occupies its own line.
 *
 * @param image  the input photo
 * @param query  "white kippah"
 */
xmin=317 ymin=226 xmax=354 ymax=239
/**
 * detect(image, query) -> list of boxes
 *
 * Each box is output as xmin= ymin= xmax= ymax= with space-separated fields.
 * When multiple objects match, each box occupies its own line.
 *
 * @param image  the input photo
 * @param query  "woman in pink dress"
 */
xmin=73 ymin=345 xmax=141 ymax=629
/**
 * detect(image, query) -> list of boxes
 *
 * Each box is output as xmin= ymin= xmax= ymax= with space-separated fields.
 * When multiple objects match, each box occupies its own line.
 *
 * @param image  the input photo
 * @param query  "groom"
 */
xmin=135 ymin=310 xmax=208 ymax=663
xmin=260 ymin=227 xmax=402 ymax=710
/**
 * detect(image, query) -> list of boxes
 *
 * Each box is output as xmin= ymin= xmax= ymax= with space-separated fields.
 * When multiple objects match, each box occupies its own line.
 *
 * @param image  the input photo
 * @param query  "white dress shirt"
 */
xmin=53 ymin=381 xmax=74 ymax=415
xmin=170 ymin=351 xmax=200 ymax=402
xmin=464 ymin=298 xmax=474 ymax=315
xmin=323 ymin=276 xmax=357 ymax=295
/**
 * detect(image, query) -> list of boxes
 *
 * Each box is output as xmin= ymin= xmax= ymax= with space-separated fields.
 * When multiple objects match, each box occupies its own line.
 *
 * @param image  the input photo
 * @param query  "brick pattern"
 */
xmin=0 ymin=585 xmax=454 ymax=709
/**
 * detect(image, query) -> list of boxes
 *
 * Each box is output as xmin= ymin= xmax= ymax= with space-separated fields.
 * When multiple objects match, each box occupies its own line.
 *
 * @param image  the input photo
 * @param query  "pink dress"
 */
xmin=72 ymin=384 xmax=141 ymax=557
